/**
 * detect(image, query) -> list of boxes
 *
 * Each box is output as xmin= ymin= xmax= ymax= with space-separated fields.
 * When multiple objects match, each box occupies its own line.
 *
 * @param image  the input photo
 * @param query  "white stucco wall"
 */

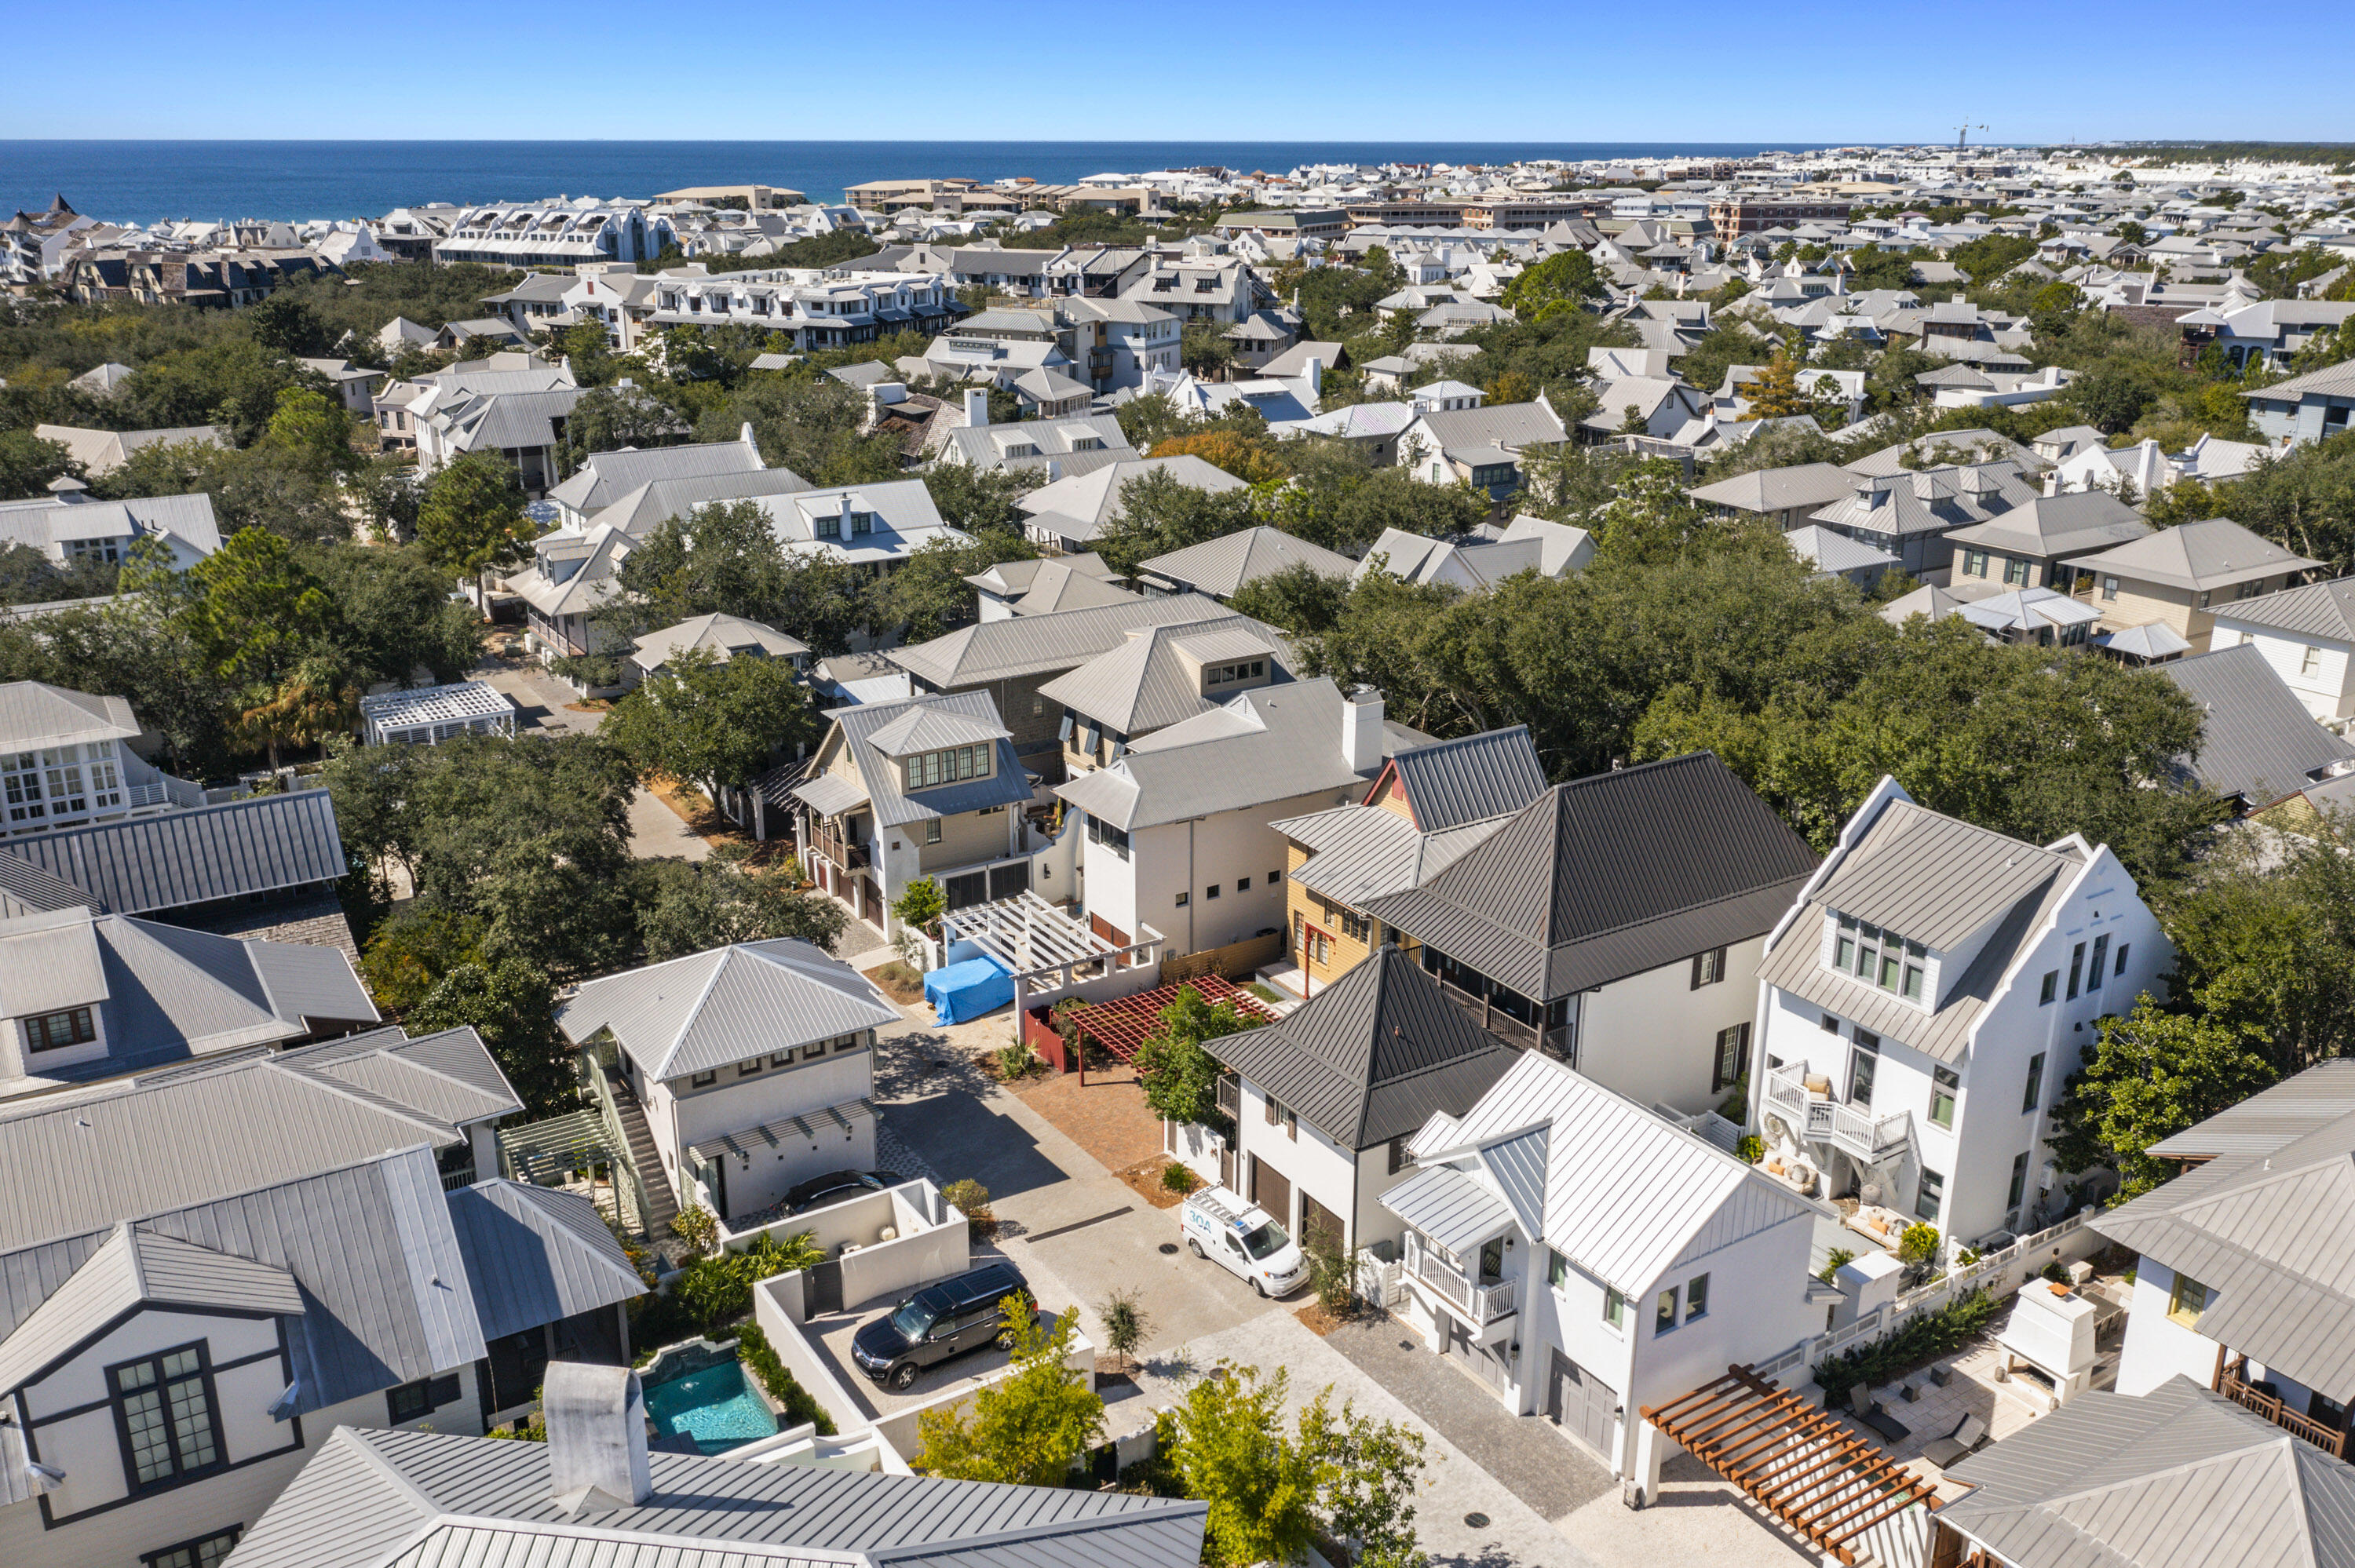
xmin=2208 ymin=619 xmax=2355 ymax=722
xmin=1577 ymin=936 xmax=1765 ymax=1114
xmin=2116 ymin=1260 xmax=2226 ymax=1397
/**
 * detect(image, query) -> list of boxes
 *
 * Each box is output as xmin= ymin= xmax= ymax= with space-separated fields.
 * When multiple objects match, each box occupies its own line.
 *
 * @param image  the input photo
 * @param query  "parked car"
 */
xmin=1181 ymin=1186 xmax=1309 ymax=1297
xmin=783 ymin=1168 xmax=905 ymax=1216
xmin=851 ymin=1260 xmax=1035 ymax=1391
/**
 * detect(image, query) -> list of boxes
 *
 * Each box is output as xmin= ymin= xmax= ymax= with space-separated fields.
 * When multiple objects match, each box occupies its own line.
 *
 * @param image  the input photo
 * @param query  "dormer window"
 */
xmin=1204 ymin=659 xmax=1265 ymax=687
xmin=906 ymin=743 xmax=991 ymax=789
xmin=849 ymin=511 xmax=873 ymax=535
xmin=1833 ymin=913 xmax=1926 ymax=1001
xmin=26 ymin=1005 xmax=95 ymax=1052
xmin=815 ymin=514 xmax=841 ymax=538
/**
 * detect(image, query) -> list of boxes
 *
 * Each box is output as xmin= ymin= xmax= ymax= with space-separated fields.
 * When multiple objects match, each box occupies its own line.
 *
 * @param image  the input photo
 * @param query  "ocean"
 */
xmin=0 ymin=140 xmax=1843 ymax=228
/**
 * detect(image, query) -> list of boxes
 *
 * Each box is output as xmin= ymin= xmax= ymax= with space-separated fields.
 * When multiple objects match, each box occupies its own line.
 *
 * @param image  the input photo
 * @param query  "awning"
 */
xmin=792 ymin=772 xmax=867 ymax=818
xmin=1380 ymin=1163 xmax=1517 ymax=1256
xmin=690 ymin=1098 xmax=876 ymax=1168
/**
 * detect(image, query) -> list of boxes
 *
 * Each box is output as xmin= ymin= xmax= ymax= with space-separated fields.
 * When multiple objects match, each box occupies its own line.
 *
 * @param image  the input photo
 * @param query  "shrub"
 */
xmin=1734 ymin=1134 xmax=1765 ymax=1165
xmin=674 ymin=1231 xmax=824 ymax=1330
xmin=1816 ymin=1247 xmax=1857 ymax=1285
xmin=1302 ymin=1226 xmax=1356 ymax=1317
xmin=2041 ymin=1260 xmax=2072 ymax=1284
xmin=1897 ymin=1223 xmax=1941 ymax=1267
xmin=671 ymin=1204 xmax=719 ymax=1256
xmin=1813 ymin=1288 xmax=1998 ymax=1395
xmin=1159 ymin=1162 xmax=1200 ymax=1195
xmin=943 ymin=1179 xmax=999 ymax=1242
xmin=1101 ymin=1288 xmax=1151 ymax=1369
xmin=995 ymin=1039 xmax=1035 ymax=1081
xmin=734 ymin=1322 xmax=837 ymax=1435
xmin=893 ymin=877 xmax=946 ymax=933
xmin=484 ymin=1416 xmax=546 ymax=1441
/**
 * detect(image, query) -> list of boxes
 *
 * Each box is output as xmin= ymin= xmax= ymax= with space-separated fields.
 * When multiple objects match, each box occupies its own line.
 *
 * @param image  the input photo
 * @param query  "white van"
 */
xmin=1180 ymin=1186 xmax=1309 ymax=1298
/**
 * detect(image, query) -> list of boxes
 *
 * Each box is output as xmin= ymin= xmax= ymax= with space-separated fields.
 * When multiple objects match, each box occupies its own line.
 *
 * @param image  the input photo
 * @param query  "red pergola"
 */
xmin=1061 ymin=975 xmax=1277 ymax=1083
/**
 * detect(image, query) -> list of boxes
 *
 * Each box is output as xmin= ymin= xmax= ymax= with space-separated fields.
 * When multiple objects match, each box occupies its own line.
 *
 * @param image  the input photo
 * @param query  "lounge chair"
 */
xmin=1922 ymin=1412 xmax=1989 ymax=1468
xmin=1847 ymin=1384 xmax=1912 ymax=1442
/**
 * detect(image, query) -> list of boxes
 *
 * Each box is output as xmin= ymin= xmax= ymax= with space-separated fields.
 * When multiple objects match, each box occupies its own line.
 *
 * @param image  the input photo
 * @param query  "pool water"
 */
xmin=641 ymin=1358 xmax=780 ymax=1454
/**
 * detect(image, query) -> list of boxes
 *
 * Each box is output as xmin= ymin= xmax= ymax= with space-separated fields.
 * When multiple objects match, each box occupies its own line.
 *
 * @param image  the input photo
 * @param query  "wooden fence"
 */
xmin=1159 ymin=932 xmax=1284 ymax=987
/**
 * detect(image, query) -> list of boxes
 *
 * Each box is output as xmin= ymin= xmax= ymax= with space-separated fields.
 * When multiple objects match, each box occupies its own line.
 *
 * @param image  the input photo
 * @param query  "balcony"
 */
xmin=1764 ymin=1063 xmax=1911 ymax=1161
xmin=1435 ymin=975 xmax=1574 ymax=1063
xmin=1406 ymin=1235 xmax=1515 ymax=1326
xmin=2220 ymin=1355 xmax=2350 ymax=1459
xmin=812 ymin=830 xmax=870 ymax=870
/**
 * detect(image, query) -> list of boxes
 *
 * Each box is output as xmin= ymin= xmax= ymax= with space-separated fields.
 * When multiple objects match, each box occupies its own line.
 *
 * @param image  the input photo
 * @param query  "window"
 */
xmin=2101 ymin=575 xmax=2120 ymax=602
xmin=1086 ymin=815 xmax=1130 ymax=861
xmin=2166 ymin=1271 xmax=2210 ymax=1329
xmin=691 ymin=1070 xmax=717 ymax=1088
xmin=2067 ymin=941 xmax=2086 ymax=1001
xmin=1174 ymin=891 xmax=1189 ymax=908
xmin=1915 ymin=1167 xmax=1945 ymax=1223
xmin=1236 ymin=876 xmax=1251 ymax=892
xmin=770 ymin=1048 xmax=796 ymax=1068
xmin=806 ymin=1037 xmax=831 ymax=1058
xmin=1548 ymin=1248 xmax=1569 ymax=1291
xmin=1691 ymin=946 xmax=1729 ymax=987
xmin=2114 ymin=942 xmax=2130 ymax=979
xmin=144 ymin=1530 xmax=242 ymax=1568
xmin=815 ymin=514 xmax=840 ymax=539
xmin=1603 ymin=1285 xmax=1626 ymax=1329
xmin=2024 ymin=1052 xmax=2046 ymax=1114
xmin=111 ymin=1344 xmax=221 ymax=1489
xmin=1387 ymin=1136 xmax=1405 ymax=1175
xmin=2087 ymin=934 xmax=2109 ymax=991
xmin=1205 ymin=883 xmax=1221 ymax=900
xmin=1712 ymin=1023 xmax=1750 ymax=1093
xmin=906 ymin=744 xmax=990 ymax=789
xmin=849 ymin=512 xmax=873 ymax=536
xmin=2196 ymin=590 xmax=2213 ymax=610
xmin=1962 ymin=548 xmax=1989 ymax=578
xmin=386 ymin=1373 xmax=462 ymax=1424
xmin=2040 ymin=969 xmax=2059 ymax=1005
xmin=1821 ymin=1012 xmax=1841 ymax=1034
xmin=1338 ymin=906 xmax=1371 ymax=943
xmin=2007 ymin=1151 xmax=2029 ymax=1212
xmin=2002 ymin=556 xmax=2028 ymax=586
xmin=738 ymin=1058 xmax=761 ymax=1077
xmin=924 ymin=819 xmax=943 ymax=845
xmin=1685 ymin=1273 xmax=1710 ymax=1322
xmin=1267 ymin=869 xmax=1281 ymax=884
xmin=1656 ymin=1287 xmax=1680 ymax=1333
xmin=2304 ymin=646 xmax=2324 ymax=676
xmin=1849 ymin=1030 xmax=1879 ymax=1107
xmin=1930 ymin=1065 xmax=1959 ymax=1129
xmin=1835 ymin=914 xmax=1925 ymax=1000
xmin=25 ymin=1005 xmax=94 ymax=1052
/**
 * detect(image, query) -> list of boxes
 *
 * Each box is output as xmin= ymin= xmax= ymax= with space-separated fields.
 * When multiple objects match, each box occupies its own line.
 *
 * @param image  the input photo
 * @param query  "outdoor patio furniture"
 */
xmin=1899 ymin=1381 xmax=1920 ymax=1402
xmin=1847 ymin=1384 xmax=1913 ymax=1443
xmin=1922 ymin=1412 xmax=1990 ymax=1468
xmin=1929 ymin=1363 xmax=1955 ymax=1387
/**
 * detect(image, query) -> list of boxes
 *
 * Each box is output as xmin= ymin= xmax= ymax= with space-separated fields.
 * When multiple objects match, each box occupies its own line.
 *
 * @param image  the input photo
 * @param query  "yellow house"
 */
xmin=2073 ymin=516 xmax=2321 ymax=654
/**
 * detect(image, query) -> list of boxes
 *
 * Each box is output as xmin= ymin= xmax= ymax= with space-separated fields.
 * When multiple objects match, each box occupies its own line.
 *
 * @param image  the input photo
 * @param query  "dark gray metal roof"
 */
xmin=447 ymin=1180 xmax=646 ymax=1343
xmin=1940 ymin=1376 xmax=2355 ymax=1568
xmin=0 ymin=787 xmax=350 ymax=916
xmin=1386 ymin=724 xmax=1548 ymax=833
xmin=1207 ymin=946 xmax=1513 ymax=1150
xmin=229 ymin=1425 xmax=1207 ymax=1568
xmin=1364 ymin=753 xmax=1818 ymax=1001
xmin=2164 ymin=644 xmax=2355 ymax=806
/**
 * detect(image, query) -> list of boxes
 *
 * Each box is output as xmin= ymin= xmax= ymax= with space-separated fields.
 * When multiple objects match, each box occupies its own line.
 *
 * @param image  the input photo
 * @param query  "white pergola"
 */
xmin=942 ymin=891 xmax=1164 ymax=1001
xmin=360 ymin=680 xmax=518 ymax=746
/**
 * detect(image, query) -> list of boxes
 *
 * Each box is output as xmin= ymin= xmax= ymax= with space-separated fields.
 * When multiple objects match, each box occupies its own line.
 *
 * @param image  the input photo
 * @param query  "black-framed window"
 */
xmin=1930 ymin=1065 xmax=1959 ymax=1129
xmin=2007 ymin=1151 xmax=2029 ymax=1212
xmin=111 ymin=1343 xmax=222 ymax=1490
xmin=26 ymin=1005 xmax=95 ymax=1052
xmin=1848 ymin=1030 xmax=1879 ymax=1107
xmin=737 ymin=1058 xmax=761 ymax=1077
xmin=690 ymin=1070 xmax=717 ymax=1088
xmin=2023 ymin=1052 xmax=2046 ymax=1114
xmin=2087 ymin=934 xmax=2110 ymax=991
xmin=1915 ymin=1167 xmax=1945 ymax=1222
xmin=386 ymin=1373 xmax=463 ymax=1424
xmin=770 ymin=1048 xmax=795 ymax=1068
xmin=143 ymin=1527 xmax=241 ymax=1568
xmin=1692 ymin=946 xmax=1729 ymax=987
xmin=1386 ymin=1136 xmax=1405 ymax=1175
xmin=1712 ymin=1023 xmax=1750 ymax=1093
xmin=2039 ymin=969 xmax=2059 ymax=1005
xmin=2066 ymin=941 xmax=2086 ymax=1000
xmin=2113 ymin=942 xmax=2130 ymax=979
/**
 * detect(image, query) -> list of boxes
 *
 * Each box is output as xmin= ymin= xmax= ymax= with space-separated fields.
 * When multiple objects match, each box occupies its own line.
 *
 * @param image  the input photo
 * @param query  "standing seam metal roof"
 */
xmin=556 ymin=939 xmax=902 ymax=1081
xmin=0 ymin=787 xmax=350 ymax=916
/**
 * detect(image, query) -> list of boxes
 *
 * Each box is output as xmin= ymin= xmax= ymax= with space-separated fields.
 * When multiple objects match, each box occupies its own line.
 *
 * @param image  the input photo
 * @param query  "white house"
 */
xmin=2208 ymin=575 xmax=2355 ymax=724
xmin=1749 ymin=779 xmax=2171 ymax=1256
xmin=1386 ymin=1051 xmax=1831 ymax=1476
xmin=557 ymin=939 xmax=904 ymax=1229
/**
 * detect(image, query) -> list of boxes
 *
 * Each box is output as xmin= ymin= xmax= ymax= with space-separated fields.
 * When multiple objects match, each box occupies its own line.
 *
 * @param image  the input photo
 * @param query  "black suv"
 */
xmin=850 ymin=1262 xmax=1034 ymax=1391
xmin=782 ymin=1169 xmax=904 ymax=1216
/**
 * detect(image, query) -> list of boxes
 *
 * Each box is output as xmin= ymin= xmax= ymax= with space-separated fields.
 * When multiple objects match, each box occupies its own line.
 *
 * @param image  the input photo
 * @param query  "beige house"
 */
xmin=2073 ymin=517 xmax=2320 ymax=654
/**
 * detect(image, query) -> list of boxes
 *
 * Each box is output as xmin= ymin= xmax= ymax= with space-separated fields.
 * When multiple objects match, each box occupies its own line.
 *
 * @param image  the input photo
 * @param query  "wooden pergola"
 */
xmin=1641 ymin=1365 xmax=1939 ymax=1566
xmin=1059 ymin=975 xmax=1276 ymax=1084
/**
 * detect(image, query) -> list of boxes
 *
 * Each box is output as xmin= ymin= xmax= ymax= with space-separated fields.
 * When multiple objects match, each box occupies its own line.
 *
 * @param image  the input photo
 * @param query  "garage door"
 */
xmin=1250 ymin=1155 xmax=1291 ymax=1229
xmin=1547 ymin=1348 xmax=1618 ymax=1458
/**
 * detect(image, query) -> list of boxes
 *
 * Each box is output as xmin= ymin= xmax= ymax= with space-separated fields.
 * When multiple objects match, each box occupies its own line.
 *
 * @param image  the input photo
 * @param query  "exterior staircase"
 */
xmin=609 ymin=1081 xmax=681 ymax=1238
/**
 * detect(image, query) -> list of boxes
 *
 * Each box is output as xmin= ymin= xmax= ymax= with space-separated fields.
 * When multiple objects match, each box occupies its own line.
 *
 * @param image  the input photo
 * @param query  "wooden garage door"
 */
xmin=1249 ymin=1155 xmax=1291 ymax=1229
xmin=1547 ymin=1348 xmax=1618 ymax=1457
xmin=1301 ymin=1192 xmax=1344 ymax=1253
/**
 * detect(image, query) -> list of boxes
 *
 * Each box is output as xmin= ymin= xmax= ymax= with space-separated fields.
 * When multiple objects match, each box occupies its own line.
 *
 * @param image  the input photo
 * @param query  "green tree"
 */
xmin=893 ymin=876 xmax=947 ymax=933
xmin=261 ymin=385 xmax=360 ymax=480
xmin=1740 ymin=352 xmax=1809 ymax=421
xmin=1500 ymin=250 xmax=1604 ymax=322
xmin=1298 ymin=1391 xmax=1430 ymax=1568
xmin=868 ymin=528 xmax=1035 ymax=643
xmin=1094 ymin=466 xmax=1258 ymax=575
xmin=184 ymin=527 xmax=345 ymax=767
xmin=2066 ymin=366 xmax=2158 ymax=436
xmin=1164 ymin=1363 xmax=1323 ymax=1568
xmin=561 ymin=382 xmax=681 ymax=470
xmin=1180 ymin=320 xmax=1238 ymax=377
xmin=1229 ymin=559 xmax=1353 ymax=636
xmin=2047 ymin=994 xmax=2275 ymax=1202
xmin=1134 ymin=984 xmax=1266 ymax=1125
xmin=914 ymin=1303 xmax=1103 ymax=1486
xmin=921 ymin=462 xmax=1043 ymax=534
xmin=0 ymin=428 xmax=80 ymax=501
xmin=408 ymin=956 xmax=581 ymax=1118
xmin=603 ymin=647 xmax=818 ymax=804
xmin=246 ymin=291 xmax=333 ymax=356
xmin=635 ymin=851 xmax=849 ymax=961
xmin=357 ymin=905 xmax=484 ymax=1016
xmin=416 ymin=450 xmax=533 ymax=602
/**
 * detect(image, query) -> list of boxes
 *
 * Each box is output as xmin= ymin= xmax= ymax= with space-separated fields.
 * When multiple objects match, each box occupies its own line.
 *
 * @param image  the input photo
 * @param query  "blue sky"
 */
xmin=5 ymin=0 xmax=2353 ymax=143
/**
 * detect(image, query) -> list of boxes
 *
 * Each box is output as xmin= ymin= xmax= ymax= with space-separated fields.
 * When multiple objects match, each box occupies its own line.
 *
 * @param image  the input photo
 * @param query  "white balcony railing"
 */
xmin=1406 ymin=1234 xmax=1516 ymax=1326
xmin=1765 ymin=1063 xmax=1911 ymax=1161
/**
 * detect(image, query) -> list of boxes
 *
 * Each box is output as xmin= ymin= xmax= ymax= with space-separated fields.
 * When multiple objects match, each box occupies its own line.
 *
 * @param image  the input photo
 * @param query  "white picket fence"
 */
xmin=1754 ymin=1212 xmax=2102 ymax=1384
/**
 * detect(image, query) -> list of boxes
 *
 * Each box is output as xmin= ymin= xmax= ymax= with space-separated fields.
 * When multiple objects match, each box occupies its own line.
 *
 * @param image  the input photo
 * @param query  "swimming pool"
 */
xmin=641 ymin=1357 xmax=780 ymax=1454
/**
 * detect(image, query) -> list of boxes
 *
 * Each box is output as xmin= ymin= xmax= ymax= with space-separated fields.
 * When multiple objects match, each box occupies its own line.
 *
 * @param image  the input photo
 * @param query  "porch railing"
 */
xmin=1765 ymin=1063 xmax=1911 ymax=1160
xmin=2221 ymin=1355 xmax=2350 ymax=1459
xmin=1435 ymin=976 xmax=1573 ymax=1063
xmin=1406 ymin=1235 xmax=1515 ymax=1326
xmin=812 ymin=830 xmax=870 ymax=870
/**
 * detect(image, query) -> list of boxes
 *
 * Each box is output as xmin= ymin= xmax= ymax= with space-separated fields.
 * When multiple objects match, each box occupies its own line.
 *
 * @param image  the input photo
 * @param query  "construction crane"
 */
xmin=1955 ymin=123 xmax=1988 ymax=151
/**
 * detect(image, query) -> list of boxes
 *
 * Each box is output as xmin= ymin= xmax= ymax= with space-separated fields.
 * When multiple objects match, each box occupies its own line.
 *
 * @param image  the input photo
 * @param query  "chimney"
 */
xmin=1343 ymin=684 xmax=1385 ymax=774
xmin=964 ymin=387 xmax=989 ymax=428
xmin=544 ymin=1362 xmax=652 ymax=1515
xmin=1303 ymin=356 xmax=1323 ymax=396
xmin=1046 ymin=458 xmax=1063 ymax=482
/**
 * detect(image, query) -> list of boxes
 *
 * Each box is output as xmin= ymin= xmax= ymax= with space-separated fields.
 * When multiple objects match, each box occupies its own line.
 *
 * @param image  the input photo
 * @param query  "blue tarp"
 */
xmin=925 ymin=955 xmax=1013 ymax=1025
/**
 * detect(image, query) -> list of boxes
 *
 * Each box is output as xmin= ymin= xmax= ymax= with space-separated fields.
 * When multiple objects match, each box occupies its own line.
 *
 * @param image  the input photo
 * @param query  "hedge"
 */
xmin=1813 ymin=1288 xmax=1999 ymax=1399
xmin=734 ymin=1322 xmax=837 ymax=1436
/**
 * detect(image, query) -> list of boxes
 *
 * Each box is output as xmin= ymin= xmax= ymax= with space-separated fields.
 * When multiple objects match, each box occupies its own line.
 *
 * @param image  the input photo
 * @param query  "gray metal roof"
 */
xmin=277 ymin=1026 xmax=524 ymax=1129
xmin=447 ymin=1180 xmax=647 ymax=1343
xmin=2163 ymin=644 xmax=2355 ymax=805
xmin=1786 ymin=524 xmax=1902 ymax=575
xmin=0 ymin=680 xmax=139 ymax=752
xmin=1137 ymin=527 xmax=1357 ymax=600
xmin=1275 ymin=804 xmax=1502 ymax=910
xmin=557 ymin=939 xmax=902 ymax=1082
xmin=2149 ymin=1059 xmax=2355 ymax=1161
xmin=1380 ymin=1161 xmax=1519 ymax=1256
xmin=2212 ymin=575 xmax=2355 ymax=643
xmin=889 ymin=593 xmax=1253 ymax=687
xmin=1207 ymin=946 xmax=1512 ymax=1150
xmin=806 ymin=691 xmax=1032 ymax=830
xmin=1364 ymin=753 xmax=1818 ymax=1001
xmin=1939 ymin=489 xmax=2152 ymax=560
xmin=1688 ymin=461 xmax=1863 ymax=516
xmin=546 ymin=438 xmax=765 ymax=517
xmin=228 ymin=1425 xmax=1207 ymax=1568
xmin=2073 ymin=516 xmax=2323 ymax=591
xmin=1939 ymin=1376 xmax=2355 ymax=1568
xmin=2098 ymin=1106 xmax=2355 ymax=1402
xmin=1386 ymin=724 xmax=1548 ymax=832
xmin=0 ymin=786 xmax=350 ymax=916
xmin=1037 ymin=615 xmax=1290 ymax=738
